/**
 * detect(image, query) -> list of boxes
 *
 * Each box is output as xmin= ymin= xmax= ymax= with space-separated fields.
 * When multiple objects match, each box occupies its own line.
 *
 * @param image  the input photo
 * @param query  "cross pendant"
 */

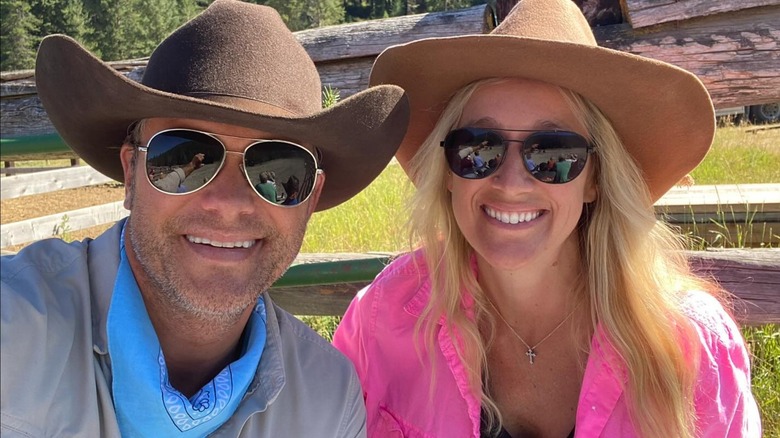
xmin=525 ymin=348 xmax=537 ymax=364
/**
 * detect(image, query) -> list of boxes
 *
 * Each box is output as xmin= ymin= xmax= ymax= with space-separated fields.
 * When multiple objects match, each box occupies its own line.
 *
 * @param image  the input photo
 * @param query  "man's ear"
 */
xmin=119 ymin=145 xmax=136 ymax=210
xmin=305 ymin=171 xmax=326 ymax=216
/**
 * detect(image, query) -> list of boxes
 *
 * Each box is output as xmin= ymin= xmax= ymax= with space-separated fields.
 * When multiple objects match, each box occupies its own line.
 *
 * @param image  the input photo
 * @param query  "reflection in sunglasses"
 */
xmin=441 ymin=127 xmax=593 ymax=184
xmin=140 ymin=128 xmax=320 ymax=207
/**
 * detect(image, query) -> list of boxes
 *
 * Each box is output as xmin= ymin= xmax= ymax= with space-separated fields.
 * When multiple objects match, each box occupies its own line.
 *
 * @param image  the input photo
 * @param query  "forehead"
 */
xmin=460 ymin=78 xmax=581 ymax=131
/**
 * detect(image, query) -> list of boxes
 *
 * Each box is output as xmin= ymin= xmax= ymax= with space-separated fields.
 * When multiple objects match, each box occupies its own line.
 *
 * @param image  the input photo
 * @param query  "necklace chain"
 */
xmin=486 ymin=297 xmax=579 ymax=365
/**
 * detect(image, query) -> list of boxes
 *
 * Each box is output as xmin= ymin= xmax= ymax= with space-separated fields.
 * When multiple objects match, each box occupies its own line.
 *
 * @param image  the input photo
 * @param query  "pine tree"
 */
xmin=0 ymin=0 xmax=41 ymax=71
xmin=254 ymin=0 xmax=344 ymax=31
xmin=30 ymin=0 xmax=92 ymax=47
xmin=82 ymin=0 xmax=140 ymax=60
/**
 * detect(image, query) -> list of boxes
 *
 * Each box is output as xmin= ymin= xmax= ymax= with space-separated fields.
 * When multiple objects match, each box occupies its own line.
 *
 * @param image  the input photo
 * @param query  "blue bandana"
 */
xmin=107 ymin=225 xmax=266 ymax=437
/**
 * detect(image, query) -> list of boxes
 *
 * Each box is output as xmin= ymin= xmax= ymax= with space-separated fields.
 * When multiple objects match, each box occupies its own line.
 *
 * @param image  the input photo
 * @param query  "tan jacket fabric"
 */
xmin=1 ymin=220 xmax=366 ymax=437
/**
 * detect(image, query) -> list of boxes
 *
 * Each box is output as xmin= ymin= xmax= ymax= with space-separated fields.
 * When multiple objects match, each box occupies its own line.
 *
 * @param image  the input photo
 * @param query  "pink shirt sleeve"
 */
xmin=688 ymin=292 xmax=762 ymax=437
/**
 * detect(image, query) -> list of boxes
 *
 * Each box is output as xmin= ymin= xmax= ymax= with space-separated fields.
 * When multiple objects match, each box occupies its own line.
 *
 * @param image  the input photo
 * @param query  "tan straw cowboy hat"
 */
xmin=35 ymin=0 xmax=409 ymax=211
xmin=370 ymin=0 xmax=714 ymax=201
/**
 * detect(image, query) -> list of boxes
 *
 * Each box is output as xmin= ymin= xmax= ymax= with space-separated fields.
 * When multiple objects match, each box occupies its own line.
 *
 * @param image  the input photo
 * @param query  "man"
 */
xmin=0 ymin=1 xmax=409 ymax=437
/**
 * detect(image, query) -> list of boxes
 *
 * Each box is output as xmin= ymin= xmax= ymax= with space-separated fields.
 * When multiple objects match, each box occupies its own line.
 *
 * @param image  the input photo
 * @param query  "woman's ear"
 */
xmin=584 ymin=179 xmax=598 ymax=203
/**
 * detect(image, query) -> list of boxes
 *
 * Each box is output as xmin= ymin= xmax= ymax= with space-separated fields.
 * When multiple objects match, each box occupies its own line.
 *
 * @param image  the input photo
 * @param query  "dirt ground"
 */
xmin=1 ymin=183 xmax=126 ymax=252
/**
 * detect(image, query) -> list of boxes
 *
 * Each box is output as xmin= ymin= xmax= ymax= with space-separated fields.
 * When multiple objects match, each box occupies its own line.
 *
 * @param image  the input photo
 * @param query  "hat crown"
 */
xmin=143 ymin=0 xmax=321 ymax=116
xmin=492 ymin=0 xmax=596 ymax=46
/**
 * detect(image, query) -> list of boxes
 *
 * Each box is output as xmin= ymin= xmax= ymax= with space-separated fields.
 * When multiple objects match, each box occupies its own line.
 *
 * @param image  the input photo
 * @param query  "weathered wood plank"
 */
xmin=622 ymin=0 xmax=779 ymax=29
xmin=655 ymin=184 xmax=780 ymax=248
xmin=268 ymin=249 xmax=780 ymax=325
xmin=655 ymin=184 xmax=780 ymax=214
xmin=0 ymin=201 xmax=129 ymax=248
xmin=688 ymin=249 xmax=780 ymax=325
xmin=295 ymin=5 xmax=487 ymax=63
xmin=0 ymin=166 xmax=116 ymax=200
xmin=594 ymin=5 xmax=780 ymax=108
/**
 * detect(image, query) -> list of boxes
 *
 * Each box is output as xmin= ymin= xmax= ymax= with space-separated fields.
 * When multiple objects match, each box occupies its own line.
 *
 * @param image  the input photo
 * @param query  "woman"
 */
xmin=332 ymin=0 xmax=761 ymax=436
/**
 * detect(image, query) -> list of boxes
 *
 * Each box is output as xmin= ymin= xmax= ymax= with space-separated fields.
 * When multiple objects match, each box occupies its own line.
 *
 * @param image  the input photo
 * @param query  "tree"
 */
xmin=30 ymin=0 xmax=92 ymax=48
xmin=253 ymin=0 xmax=345 ymax=31
xmin=83 ymin=0 xmax=139 ymax=59
xmin=133 ymin=0 xmax=201 ymax=56
xmin=0 ymin=0 xmax=40 ymax=70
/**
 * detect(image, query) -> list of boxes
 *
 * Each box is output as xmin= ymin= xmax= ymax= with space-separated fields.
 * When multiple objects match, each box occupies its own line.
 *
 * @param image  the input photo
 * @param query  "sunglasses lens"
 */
xmin=146 ymin=130 xmax=224 ymax=194
xmin=443 ymin=128 xmax=506 ymax=179
xmin=523 ymin=132 xmax=590 ymax=184
xmin=244 ymin=141 xmax=317 ymax=206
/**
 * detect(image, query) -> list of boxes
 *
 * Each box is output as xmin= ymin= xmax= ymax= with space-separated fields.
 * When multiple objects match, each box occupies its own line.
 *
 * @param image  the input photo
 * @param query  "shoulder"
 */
xmin=2 ymin=237 xmax=88 ymax=280
xmin=680 ymin=290 xmax=743 ymax=351
xmin=272 ymin=302 xmax=359 ymax=381
xmin=359 ymin=250 xmax=429 ymax=305
xmin=1 ymin=238 xmax=93 ymax=314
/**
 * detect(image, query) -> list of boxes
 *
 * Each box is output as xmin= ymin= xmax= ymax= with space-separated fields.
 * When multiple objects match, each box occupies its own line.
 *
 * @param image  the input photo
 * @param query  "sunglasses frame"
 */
xmin=138 ymin=128 xmax=322 ymax=207
xmin=441 ymin=127 xmax=595 ymax=183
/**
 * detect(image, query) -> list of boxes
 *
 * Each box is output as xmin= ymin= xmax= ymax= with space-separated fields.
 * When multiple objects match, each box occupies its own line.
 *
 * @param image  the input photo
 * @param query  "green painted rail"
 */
xmin=273 ymin=255 xmax=392 ymax=287
xmin=0 ymin=134 xmax=71 ymax=160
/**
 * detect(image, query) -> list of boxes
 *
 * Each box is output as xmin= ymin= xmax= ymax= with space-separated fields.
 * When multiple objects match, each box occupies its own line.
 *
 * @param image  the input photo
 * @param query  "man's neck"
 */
xmin=143 ymin=294 xmax=254 ymax=398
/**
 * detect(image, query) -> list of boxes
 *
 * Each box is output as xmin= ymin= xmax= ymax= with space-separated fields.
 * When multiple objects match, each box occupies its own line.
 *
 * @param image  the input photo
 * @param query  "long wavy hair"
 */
xmin=406 ymin=78 xmax=716 ymax=437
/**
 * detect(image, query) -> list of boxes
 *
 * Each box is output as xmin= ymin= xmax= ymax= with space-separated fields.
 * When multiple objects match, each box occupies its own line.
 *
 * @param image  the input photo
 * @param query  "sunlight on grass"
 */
xmin=302 ymin=163 xmax=412 ymax=253
xmin=743 ymin=325 xmax=780 ymax=435
xmin=691 ymin=125 xmax=780 ymax=184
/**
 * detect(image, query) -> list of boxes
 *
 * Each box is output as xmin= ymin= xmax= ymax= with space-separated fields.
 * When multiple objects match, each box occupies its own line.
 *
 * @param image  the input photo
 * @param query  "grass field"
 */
xmin=300 ymin=124 xmax=780 ymax=433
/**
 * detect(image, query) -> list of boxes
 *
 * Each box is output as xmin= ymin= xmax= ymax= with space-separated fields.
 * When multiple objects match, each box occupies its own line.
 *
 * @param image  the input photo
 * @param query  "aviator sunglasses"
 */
xmin=138 ymin=128 xmax=321 ymax=207
xmin=441 ymin=127 xmax=594 ymax=183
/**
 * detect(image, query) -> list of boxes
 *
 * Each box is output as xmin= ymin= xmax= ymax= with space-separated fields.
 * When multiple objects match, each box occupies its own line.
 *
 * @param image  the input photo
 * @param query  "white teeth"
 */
xmin=187 ymin=235 xmax=254 ymax=248
xmin=485 ymin=207 xmax=541 ymax=225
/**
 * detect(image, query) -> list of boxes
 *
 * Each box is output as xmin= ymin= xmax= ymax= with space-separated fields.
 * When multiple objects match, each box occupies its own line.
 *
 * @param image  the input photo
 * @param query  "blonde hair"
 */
xmin=406 ymin=78 xmax=714 ymax=437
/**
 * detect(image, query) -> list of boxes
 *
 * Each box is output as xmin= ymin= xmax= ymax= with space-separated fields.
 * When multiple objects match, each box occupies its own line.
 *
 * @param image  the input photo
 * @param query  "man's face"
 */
xmin=120 ymin=118 xmax=325 ymax=323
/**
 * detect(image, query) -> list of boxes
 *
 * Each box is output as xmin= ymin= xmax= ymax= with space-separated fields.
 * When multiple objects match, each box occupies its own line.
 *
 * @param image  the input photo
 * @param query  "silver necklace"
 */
xmin=486 ymin=297 xmax=579 ymax=365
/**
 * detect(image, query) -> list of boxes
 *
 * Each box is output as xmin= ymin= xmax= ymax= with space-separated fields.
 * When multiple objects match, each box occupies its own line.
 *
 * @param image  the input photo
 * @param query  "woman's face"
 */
xmin=447 ymin=79 xmax=597 ymax=271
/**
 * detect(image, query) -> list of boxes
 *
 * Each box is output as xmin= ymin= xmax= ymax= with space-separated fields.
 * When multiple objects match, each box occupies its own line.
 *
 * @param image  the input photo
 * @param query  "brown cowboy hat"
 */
xmin=35 ymin=0 xmax=409 ymax=211
xmin=369 ymin=0 xmax=714 ymax=202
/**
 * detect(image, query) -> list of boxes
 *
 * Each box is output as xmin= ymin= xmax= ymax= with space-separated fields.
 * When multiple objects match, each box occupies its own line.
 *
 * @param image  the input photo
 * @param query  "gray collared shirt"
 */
xmin=1 ymin=219 xmax=366 ymax=437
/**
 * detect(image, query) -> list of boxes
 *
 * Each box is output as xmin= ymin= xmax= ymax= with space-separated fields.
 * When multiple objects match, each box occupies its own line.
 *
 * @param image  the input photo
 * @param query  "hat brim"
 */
xmin=370 ymin=35 xmax=715 ymax=201
xmin=36 ymin=35 xmax=410 ymax=211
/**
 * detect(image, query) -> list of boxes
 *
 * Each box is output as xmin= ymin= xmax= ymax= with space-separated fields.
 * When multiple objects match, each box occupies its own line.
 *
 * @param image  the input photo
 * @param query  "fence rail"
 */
xmin=273 ymin=250 xmax=780 ymax=325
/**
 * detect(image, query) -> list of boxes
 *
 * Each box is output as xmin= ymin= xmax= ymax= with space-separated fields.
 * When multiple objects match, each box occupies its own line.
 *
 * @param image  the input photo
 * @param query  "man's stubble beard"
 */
xmin=125 ymin=188 xmax=307 ymax=326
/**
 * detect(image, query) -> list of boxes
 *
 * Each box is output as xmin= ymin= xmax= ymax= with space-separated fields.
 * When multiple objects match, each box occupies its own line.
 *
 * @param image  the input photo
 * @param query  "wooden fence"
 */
xmin=1 ymin=165 xmax=778 ymax=325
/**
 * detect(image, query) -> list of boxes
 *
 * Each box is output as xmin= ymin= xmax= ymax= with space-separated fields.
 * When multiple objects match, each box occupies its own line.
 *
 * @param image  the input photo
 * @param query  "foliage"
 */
xmin=743 ymin=325 xmax=780 ymax=435
xmin=31 ymin=0 xmax=91 ymax=50
xmin=690 ymin=126 xmax=780 ymax=184
xmin=0 ymin=0 xmax=40 ymax=70
xmin=301 ymin=163 xmax=412 ymax=253
xmin=322 ymin=85 xmax=340 ymax=109
xmin=253 ymin=0 xmax=345 ymax=31
xmin=53 ymin=214 xmax=72 ymax=241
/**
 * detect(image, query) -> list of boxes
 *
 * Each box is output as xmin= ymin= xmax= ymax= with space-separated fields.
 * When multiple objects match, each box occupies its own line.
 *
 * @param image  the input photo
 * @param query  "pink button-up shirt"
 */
xmin=333 ymin=251 xmax=761 ymax=437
